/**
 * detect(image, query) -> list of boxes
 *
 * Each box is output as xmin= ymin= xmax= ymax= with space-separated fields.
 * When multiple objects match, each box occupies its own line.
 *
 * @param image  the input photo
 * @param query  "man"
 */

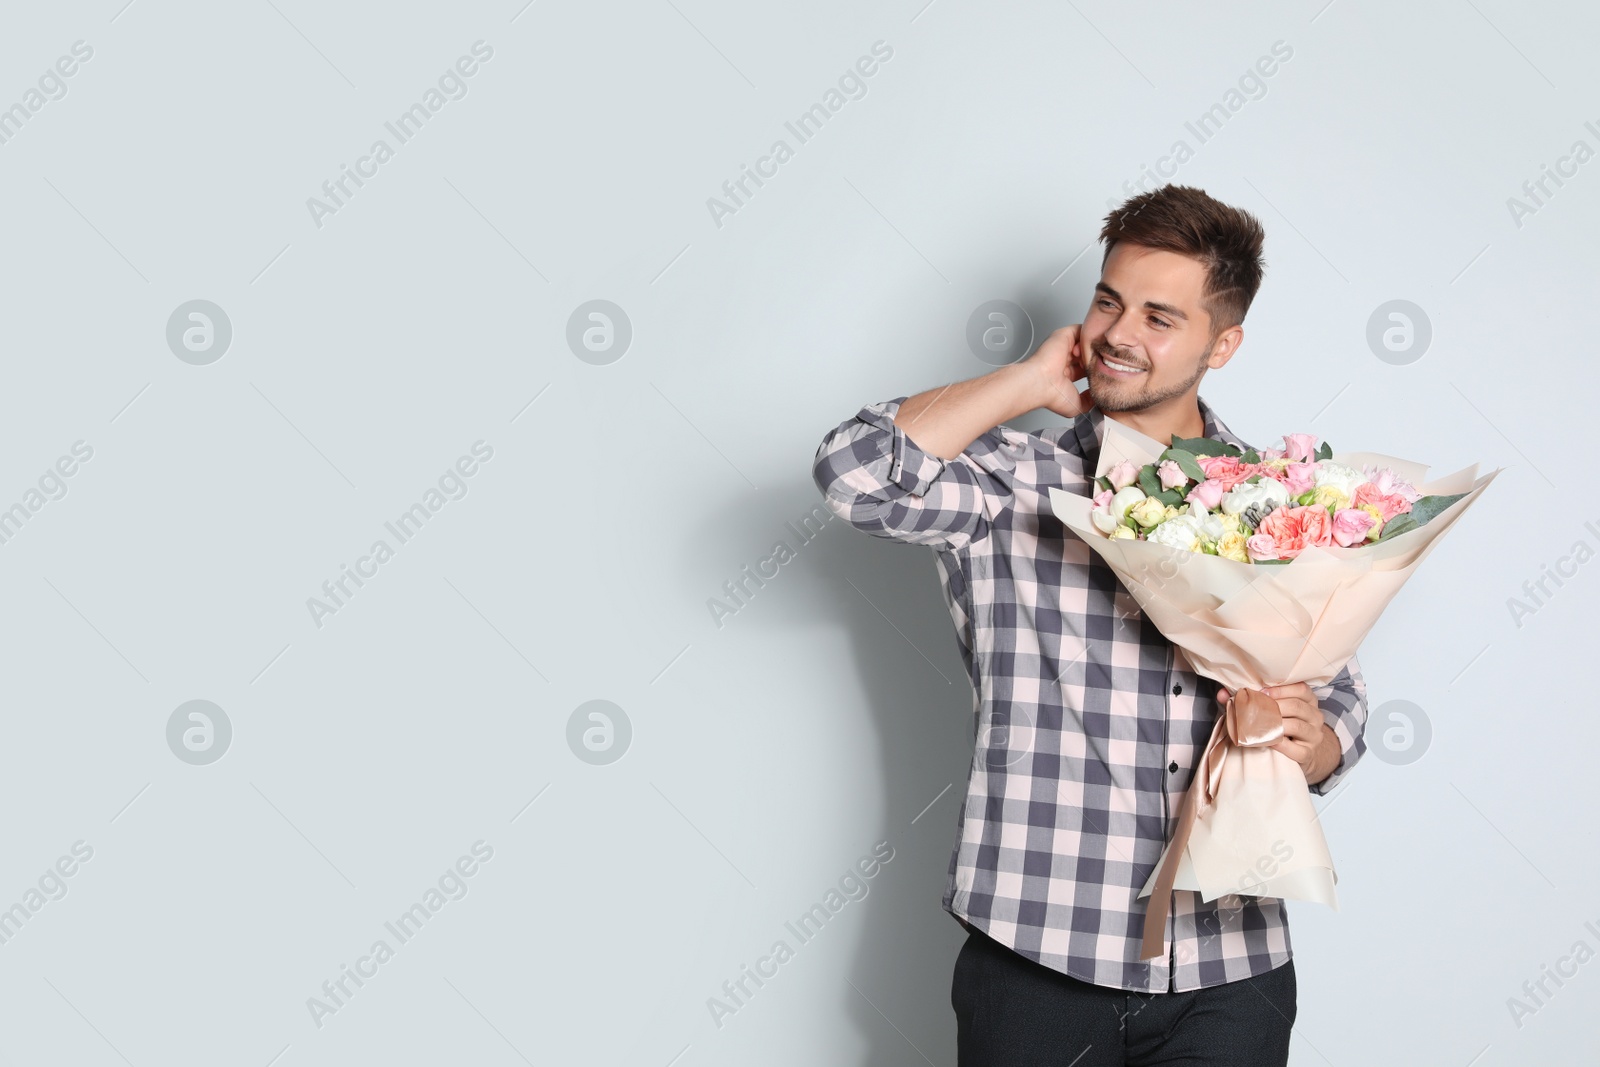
xmin=810 ymin=184 xmax=1369 ymax=1066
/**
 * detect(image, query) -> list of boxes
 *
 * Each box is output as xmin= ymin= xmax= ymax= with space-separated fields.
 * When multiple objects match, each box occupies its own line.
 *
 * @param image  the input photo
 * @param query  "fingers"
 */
xmin=1276 ymin=715 xmax=1320 ymax=744
xmin=1270 ymin=737 xmax=1313 ymax=769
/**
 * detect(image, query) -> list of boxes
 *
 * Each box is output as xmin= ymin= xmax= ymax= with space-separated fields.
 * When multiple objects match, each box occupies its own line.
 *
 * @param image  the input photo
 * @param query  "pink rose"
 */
xmin=1245 ymin=533 xmax=1280 ymax=561
xmin=1259 ymin=447 xmax=1286 ymax=461
xmin=1362 ymin=464 xmax=1421 ymax=504
xmin=1185 ymin=478 xmax=1226 ymax=510
xmin=1157 ymin=459 xmax=1187 ymax=490
xmin=1352 ymin=482 xmax=1412 ymax=522
xmin=1195 ymin=454 xmax=1265 ymax=493
xmin=1281 ymin=461 xmax=1318 ymax=497
xmin=1331 ymin=507 xmax=1376 ymax=547
xmin=1281 ymin=433 xmax=1319 ymax=463
xmin=1256 ymin=504 xmax=1335 ymax=559
xmin=1093 ymin=488 xmax=1114 ymax=509
xmin=1107 ymin=459 xmax=1139 ymax=491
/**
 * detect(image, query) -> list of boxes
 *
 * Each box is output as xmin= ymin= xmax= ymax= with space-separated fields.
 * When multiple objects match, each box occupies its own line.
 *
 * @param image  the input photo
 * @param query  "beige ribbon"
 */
xmin=1139 ymin=686 xmax=1285 ymax=962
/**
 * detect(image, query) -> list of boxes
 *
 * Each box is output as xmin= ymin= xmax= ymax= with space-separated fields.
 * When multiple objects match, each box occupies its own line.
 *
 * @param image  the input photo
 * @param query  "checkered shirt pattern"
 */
xmin=811 ymin=393 xmax=1370 ymax=993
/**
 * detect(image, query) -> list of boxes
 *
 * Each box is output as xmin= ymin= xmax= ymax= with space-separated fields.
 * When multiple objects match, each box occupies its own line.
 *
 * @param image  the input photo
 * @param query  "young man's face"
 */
xmin=1080 ymin=242 xmax=1238 ymax=413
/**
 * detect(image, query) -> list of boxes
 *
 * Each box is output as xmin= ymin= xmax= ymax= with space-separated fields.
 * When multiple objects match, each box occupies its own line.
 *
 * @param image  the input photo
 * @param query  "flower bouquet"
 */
xmin=1048 ymin=418 xmax=1501 ymax=961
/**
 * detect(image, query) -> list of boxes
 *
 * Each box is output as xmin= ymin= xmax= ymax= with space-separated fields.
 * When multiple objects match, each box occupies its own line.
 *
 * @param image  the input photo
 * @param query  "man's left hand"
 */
xmin=1214 ymin=683 xmax=1338 ymax=785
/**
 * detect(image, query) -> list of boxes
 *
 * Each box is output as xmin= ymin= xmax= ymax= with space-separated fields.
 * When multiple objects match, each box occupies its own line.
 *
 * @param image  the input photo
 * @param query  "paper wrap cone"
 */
xmin=1047 ymin=416 xmax=1502 ymax=960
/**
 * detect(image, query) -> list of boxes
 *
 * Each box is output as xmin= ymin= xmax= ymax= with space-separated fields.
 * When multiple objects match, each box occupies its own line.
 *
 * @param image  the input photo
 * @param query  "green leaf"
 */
xmin=1095 ymin=475 xmax=1113 ymax=492
xmin=1253 ymin=557 xmax=1292 ymax=565
xmin=1161 ymin=447 xmax=1207 ymax=483
xmin=1240 ymin=448 xmax=1260 ymax=465
xmin=1375 ymin=514 xmax=1419 ymax=542
xmin=1155 ymin=487 xmax=1185 ymax=506
xmin=1170 ymin=434 xmax=1241 ymax=458
xmin=1138 ymin=465 xmax=1162 ymax=497
xmin=1315 ymin=441 xmax=1333 ymax=461
xmin=1295 ymin=490 xmax=1317 ymax=506
xmin=1245 ymin=473 xmax=1264 ymax=484
xmin=1369 ymin=492 xmax=1468 ymax=544
xmin=1406 ymin=491 xmax=1468 ymax=528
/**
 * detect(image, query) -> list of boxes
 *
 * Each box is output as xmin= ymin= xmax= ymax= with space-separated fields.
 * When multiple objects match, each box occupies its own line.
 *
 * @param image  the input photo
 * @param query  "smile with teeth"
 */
xmin=1099 ymin=353 xmax=1145 ymax=374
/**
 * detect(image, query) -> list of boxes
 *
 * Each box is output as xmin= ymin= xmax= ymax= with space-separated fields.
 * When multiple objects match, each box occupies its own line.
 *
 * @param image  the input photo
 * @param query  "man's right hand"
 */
xmin=1022 ymin=324 xmax=1095 ymax=419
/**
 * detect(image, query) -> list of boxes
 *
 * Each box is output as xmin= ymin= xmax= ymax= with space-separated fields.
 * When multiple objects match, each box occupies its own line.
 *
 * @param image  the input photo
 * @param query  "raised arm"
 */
xmin=810 ymin=326 xmax=1093 ymax=550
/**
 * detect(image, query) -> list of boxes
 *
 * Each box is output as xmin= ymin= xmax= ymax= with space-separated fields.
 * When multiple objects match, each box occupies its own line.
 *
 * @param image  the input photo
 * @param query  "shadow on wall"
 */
xmin=721 ymin=471 xmax=981 ymax=1066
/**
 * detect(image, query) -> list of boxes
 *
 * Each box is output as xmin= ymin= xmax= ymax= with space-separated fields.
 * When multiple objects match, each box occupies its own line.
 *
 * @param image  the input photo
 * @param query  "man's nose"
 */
xmin=1103 ymin=311 xmax=1139 ymax=354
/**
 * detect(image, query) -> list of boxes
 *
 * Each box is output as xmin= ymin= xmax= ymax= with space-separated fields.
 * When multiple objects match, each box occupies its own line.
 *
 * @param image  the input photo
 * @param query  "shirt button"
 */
xmin=1172 ymin=683 xmax=1183 ymax=695
xmin=1168 ymin=761 xmax=1179 ymax=773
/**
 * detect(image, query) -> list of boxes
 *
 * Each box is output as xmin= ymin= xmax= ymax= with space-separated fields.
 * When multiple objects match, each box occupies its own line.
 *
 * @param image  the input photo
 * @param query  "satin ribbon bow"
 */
xmin=1138 ymin=687 xmax=1285 ymax=962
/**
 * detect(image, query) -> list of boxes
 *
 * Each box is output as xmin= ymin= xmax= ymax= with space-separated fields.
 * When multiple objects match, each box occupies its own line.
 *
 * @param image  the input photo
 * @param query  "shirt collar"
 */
xmin=1069 ymin=395 xmax=1251 ymax=469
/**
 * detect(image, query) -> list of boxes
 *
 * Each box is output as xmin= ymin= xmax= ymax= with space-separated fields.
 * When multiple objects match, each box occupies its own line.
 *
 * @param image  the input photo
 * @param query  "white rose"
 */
xmin=1312 ymin=461 xmax=1364 ymax=499
xmin=1147 ymin=513 xmax=1205 ymax=553
xmin=1193 ymin=508 xmax=1227 ymax=543
xmin=1111 ymin=485 xmax=1146 ymax=518
xmin=1219 ymin=478 xmax=1288 ymax=517
xmin=1091 ymin=485 xmax=1147 ymax=534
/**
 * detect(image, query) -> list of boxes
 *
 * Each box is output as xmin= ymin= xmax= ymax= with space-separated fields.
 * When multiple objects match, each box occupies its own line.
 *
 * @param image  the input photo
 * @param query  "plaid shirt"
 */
xmin=811 ymin=392 xmax=1370 ymax=993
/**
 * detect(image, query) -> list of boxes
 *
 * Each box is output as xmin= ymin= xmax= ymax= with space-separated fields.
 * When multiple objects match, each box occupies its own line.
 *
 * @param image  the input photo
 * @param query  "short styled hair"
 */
xmin=1098 ymin=185 xmax=1266 ymax=341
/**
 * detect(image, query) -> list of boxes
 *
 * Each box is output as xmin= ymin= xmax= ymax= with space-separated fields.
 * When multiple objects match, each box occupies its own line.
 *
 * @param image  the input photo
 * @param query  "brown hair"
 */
xmin=1098 ymin=185 xmax=1266 ymax=342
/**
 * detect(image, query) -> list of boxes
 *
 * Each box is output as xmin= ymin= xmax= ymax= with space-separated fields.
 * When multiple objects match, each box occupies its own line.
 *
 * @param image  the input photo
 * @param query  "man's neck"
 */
xmin=1103 ymin=396 xmax=1206 ymax=447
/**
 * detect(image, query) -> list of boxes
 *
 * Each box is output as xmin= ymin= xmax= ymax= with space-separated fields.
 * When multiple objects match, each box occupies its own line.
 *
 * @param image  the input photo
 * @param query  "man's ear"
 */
xmin=1206 ymin=326 xmax=1244 ymax=369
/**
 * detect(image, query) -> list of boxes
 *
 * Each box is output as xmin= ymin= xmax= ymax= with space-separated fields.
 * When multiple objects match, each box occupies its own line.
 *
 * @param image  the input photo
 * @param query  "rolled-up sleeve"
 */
xmin=810 ymin=395 xmax=1019 ymax=552
xmin=1309 ymin=654 xmax=1369 ymax=795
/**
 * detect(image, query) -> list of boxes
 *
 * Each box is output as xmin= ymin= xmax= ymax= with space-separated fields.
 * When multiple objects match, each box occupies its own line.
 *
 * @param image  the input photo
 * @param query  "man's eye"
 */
xmin=1150 ymin=317 xmax=1170 ymax=329
xmin=1097 ymin=298 xmax=1116 ymax=310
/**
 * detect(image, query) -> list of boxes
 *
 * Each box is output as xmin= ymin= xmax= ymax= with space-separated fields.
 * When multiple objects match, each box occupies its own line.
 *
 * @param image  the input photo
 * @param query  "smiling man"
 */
xmin=810 ymin=184 xmax=1368 ymax=1066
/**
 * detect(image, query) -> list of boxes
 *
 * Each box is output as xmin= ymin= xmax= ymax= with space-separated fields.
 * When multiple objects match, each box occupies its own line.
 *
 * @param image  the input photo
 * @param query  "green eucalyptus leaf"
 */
xmin=1405 ymin=491 xmax=1468 ymax=528
xmin=1375 ymin=514 xmax=1419 ymax=542
xmin=1138 ymin=465 xmax=1162 ymax=497
xmin=1161 ymin=447 xmax=1208 ymax=482
xmin=1170 ymin=435 xmax=1240 ymax=459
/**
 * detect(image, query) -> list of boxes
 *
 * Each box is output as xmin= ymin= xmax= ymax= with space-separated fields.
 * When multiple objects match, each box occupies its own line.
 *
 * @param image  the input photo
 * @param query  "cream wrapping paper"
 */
xmin=1047 ymin=415 xmax=1502 ymax=957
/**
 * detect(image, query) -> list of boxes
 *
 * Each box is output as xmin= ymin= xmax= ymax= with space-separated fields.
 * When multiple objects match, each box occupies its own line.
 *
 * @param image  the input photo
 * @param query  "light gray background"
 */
xmin=0 ymin=1 xmax=1591 ymax=1064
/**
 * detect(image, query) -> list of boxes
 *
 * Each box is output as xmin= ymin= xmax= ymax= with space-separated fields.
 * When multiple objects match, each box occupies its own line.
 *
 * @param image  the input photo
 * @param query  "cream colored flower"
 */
xmin=1108 ymin=524 xmax=1137 ymax=540
xmin=1357 ymin=502 xmax=1385 ymax=539
xmin=1129 ymin=496 xmax=1169 ymax=528
xmin=1219 ymin=529 xmax=1250 ymax=563
xmin=1311 ymin=485 xmax=1350 ymax=512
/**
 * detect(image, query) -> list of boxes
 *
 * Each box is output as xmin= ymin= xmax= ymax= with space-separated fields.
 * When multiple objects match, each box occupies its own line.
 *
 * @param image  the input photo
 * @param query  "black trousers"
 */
xmin=951 ymin=925 xmax=1296 ymax=1066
